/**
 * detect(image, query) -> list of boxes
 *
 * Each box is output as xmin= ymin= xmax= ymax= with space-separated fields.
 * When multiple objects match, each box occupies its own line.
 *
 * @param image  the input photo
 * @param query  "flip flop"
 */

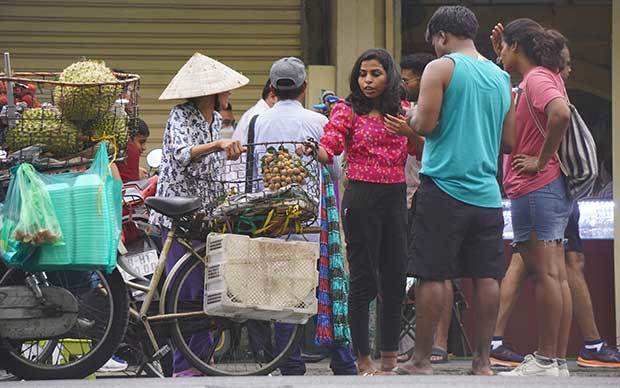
xmin=392 ymin=366 xmax=413 ymax=375
xmin=431 ymin=347 xmax=448 ymax=364
xmin=466 ymin=369 xmax=495 ymax=376
xmin=360 ymin=369 xmax=381 ymax=376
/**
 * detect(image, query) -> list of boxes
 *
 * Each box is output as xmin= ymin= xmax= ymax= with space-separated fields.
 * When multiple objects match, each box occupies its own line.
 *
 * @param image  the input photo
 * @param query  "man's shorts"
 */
xmin=408 ymin=176 xmax=505 ymax=280
xmin=564 ymin=204 xmax=582 ymax=253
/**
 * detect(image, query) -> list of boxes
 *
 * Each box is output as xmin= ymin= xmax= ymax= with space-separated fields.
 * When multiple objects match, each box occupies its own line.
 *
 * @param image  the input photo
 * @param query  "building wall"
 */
xmin=330 ymin=0 xmax=401 ymax=97
xmin=401 ymin=2 xmax=612 ymax=101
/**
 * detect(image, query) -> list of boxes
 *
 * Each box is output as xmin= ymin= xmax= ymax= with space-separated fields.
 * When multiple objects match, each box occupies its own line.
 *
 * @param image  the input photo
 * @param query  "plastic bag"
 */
xmin=0 ymin=142 xmax=122 ymax=273
xmin=0 ymin=162 xmax=64 ymax=267
xmin=0 ymin=202 xmax=38 ymax=266
xmin=26 ymin=142 xmax=122 ymax=273
xmin=10 ymin=164 xmax=64 ymax=244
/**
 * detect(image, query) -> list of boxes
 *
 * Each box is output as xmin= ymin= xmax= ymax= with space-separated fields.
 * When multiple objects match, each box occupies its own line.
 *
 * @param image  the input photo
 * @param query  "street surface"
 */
xmin=1 ymin=360 xmax=619 ymax=387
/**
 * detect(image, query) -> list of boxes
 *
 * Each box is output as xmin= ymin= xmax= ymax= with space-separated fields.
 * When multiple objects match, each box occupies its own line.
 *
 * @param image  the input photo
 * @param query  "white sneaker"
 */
xmin=98 ymin=355 xmax=128 ymax=372
xmin=498 ymin=354 xmax=559 ymax=377
xmin=558 ymin=361 xmax=570 ymax=377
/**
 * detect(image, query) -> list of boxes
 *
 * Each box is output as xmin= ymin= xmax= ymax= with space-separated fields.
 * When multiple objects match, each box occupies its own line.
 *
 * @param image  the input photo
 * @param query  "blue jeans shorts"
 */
xmin=510 ymin=176 xmax=574 ymax=243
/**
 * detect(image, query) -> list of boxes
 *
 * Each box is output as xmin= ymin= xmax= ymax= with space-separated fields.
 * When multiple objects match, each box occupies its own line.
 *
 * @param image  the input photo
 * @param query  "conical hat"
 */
xmin=159 ymin=53 xmax=249 ymax=100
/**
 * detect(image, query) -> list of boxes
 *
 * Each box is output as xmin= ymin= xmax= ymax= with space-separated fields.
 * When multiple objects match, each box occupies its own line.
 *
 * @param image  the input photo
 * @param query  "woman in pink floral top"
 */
xmin=313 ymin=48 xmax=422 ymax=375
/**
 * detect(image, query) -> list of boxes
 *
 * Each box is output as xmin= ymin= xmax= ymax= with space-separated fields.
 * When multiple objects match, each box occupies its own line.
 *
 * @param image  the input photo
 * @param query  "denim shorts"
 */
xmin=510 ymin=176 xmax=574 ymax=243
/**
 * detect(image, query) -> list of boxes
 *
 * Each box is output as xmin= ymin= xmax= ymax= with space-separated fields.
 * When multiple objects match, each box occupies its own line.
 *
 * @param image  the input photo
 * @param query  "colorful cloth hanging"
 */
xmin=315 ymin=166 xmax=351 ymax=345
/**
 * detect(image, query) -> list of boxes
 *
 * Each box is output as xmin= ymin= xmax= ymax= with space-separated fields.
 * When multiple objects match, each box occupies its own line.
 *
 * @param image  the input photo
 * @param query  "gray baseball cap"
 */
xmin=269 ymin=57 xmax=306 ymax=90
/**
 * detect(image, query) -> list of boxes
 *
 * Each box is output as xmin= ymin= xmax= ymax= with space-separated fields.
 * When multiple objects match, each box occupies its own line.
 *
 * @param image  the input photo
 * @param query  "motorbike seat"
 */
xmin=145 ymin=196 xmax=201 ymax=218
xmin=124 ymin=178 xmax=150 ymax=191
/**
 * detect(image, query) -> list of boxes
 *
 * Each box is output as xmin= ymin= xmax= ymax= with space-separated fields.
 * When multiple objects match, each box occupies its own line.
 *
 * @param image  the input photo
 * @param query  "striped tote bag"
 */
xmin=525 ymin=86 xmax=598 ymax=200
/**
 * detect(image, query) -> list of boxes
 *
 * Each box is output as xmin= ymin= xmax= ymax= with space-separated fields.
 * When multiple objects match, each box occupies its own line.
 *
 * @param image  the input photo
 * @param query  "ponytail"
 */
xmin=503 ymin=18 xmax=567 ymax=71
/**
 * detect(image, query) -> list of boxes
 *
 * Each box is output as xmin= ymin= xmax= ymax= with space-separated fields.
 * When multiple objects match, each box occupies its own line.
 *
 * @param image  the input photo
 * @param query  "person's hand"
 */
xmin=490 ymin=23 xmax=504 ymax=58
xmin=219 ymin=139 xmax=246 ymax=160
xmin=296 ymin=140 xmax=317 ymax=157
xmin=512 ymin=154 xmax=542 ymax=174
xmin=139 ymin=167 xmax=148 ymax=179
xmin=385 ymin=114 xmax=414 ymax=137
xmin=110 ymin=163 xmax=122 ymax=181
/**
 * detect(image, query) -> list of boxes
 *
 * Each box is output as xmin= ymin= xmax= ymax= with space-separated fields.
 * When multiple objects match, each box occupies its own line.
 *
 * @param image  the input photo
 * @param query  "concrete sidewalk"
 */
xmin=1 ymin=373 xmax=620 ymax=388
xmin=2 ymin=359 xmax=619 ymax=383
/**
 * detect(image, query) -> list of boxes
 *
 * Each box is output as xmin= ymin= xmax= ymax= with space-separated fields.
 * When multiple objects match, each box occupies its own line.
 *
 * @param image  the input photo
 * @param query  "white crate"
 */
xmin=204 ymin=233 xmax=319 ymax=324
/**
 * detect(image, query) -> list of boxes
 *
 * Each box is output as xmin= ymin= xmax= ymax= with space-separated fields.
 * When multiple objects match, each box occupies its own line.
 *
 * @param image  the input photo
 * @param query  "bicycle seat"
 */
xmin=145 ymin=196 xmax=201 ymax=218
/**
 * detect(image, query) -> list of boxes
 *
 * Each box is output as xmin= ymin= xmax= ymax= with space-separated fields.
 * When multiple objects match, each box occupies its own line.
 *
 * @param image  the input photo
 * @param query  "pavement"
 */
xmin=2 ymin=359 xmax=620 ymax=387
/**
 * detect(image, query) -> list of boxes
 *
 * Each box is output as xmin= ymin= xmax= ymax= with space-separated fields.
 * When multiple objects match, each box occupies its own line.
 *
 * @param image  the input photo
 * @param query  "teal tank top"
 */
xmin=419 ymin=52 xmax=511 ymax=208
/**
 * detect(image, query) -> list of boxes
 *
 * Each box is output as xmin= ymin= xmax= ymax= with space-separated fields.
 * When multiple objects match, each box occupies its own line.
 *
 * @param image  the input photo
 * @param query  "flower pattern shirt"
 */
xmin=149 ymin=101 xmax=224 ymax=229
xmin=320 ymin=101 xmax=418 ymax=184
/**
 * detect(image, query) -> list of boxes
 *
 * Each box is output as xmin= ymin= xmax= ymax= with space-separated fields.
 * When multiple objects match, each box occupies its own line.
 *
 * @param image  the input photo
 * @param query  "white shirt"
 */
xmin=254 ymin=99 xmax=341 ymax=180
xmin=254 ymin=100 xmax=326 ymax=144
xmin=232 ymin=98 xmax=271 ymax=144
xmin=226 ymin=99 xmax=271 ymax=185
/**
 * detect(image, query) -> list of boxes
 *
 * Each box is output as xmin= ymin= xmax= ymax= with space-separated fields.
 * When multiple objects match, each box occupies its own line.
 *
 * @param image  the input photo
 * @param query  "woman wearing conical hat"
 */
xmin=149 ymin=53 xmax=248 ymax=377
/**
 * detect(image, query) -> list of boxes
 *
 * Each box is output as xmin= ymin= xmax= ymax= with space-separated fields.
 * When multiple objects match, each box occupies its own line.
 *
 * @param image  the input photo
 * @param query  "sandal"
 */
xmin=360 ymin=369 xmax=381 ymax=376
xmin=397 ymin=350 xmax=413 ymax=363
xmin=393 ymin=366 xmax=414 ymax=375
xmin=431 ymin=347 xmax=448 ymax=364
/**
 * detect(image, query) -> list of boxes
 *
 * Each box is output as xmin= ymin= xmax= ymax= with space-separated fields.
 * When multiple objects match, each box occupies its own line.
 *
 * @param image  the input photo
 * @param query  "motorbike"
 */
xmin=0 ymin=254 xmax=129 ymax=380
xmin=0 ymin=150 xmax=161 ymax=379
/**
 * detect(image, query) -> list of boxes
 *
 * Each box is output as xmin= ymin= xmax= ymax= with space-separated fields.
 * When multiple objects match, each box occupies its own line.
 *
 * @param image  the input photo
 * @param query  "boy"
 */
xmin=116 ymin=118 xmax=150 ymax=182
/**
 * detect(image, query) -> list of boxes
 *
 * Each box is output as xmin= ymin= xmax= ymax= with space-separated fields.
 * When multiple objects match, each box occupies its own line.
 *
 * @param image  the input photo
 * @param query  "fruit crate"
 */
xmin=204 ymin=233 xmax=319 ymax=324
xmin=0 ymin=60 xmax=140 ymax=171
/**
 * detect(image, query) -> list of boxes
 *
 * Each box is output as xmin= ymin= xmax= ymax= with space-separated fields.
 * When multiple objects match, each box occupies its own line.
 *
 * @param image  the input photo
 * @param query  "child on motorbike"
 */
xmin=116 ymin=118 xmax=150 ymax=183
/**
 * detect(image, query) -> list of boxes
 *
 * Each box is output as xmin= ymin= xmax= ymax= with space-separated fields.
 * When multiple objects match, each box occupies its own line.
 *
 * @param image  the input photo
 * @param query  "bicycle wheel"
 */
xmin=1 ymin=268 xmax=129 ymax=380
xmin=165 ymin=250 xmax=303 ymax=376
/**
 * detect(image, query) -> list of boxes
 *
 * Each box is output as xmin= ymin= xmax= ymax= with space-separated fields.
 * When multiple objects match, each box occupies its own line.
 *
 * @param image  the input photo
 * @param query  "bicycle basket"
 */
xmin=206 ymin=141 xmax=320 ymax=238
xmin=204 ymin=233 xmax=319 ymax=324
xmin=1 ymin=62 xmax=140 ymax=171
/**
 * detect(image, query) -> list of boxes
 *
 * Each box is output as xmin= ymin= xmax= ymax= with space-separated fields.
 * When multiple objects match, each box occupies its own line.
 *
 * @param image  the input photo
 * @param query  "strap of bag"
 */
xmin=523 ymin=82 xmax=547 ymax=139
xmin=244 ymin=114 xmax=260 ymax=193
xmin=523 ymin=81 xmax=567 ymax=174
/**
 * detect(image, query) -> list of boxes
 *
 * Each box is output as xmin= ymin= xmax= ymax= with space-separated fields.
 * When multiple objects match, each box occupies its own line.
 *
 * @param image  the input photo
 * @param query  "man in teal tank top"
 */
xmin=390 ymin=5 xmax=516 ymax=376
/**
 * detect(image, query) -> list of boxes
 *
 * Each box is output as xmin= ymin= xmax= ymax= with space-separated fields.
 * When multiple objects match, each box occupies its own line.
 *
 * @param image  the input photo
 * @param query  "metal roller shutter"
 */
xmin=1 ymin=0 xmax=303 ymax=148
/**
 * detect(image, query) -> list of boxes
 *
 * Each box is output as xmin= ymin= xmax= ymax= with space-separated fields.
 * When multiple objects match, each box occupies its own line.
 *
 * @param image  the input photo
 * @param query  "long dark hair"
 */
xmin=503 ymin=18 xmax=566 ymax=71
xmin=346 ymin=48 xmax=401 ymax=117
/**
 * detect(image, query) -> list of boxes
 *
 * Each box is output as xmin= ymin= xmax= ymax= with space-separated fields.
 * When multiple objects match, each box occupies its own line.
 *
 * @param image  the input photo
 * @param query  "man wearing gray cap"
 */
xmin=248 ymin=57 xmax=355 ymax=376
xmin=253 ymin=57 xmax=329 ymax=148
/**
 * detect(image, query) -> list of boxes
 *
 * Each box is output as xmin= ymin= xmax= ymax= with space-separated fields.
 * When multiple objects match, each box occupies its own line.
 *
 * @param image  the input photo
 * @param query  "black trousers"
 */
xmin=342 ymin=180 xmax=407 ymax=356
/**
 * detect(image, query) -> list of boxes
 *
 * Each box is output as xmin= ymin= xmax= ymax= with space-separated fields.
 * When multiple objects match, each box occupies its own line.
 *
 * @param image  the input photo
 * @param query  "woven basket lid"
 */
xmin=159 ymin=53 xmax=249 ymax=100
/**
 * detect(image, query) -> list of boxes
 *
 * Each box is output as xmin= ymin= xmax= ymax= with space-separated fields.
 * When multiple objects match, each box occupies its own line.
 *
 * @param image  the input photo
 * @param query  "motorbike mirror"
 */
xmin=146 ymin=148 xmax=162 ymax=169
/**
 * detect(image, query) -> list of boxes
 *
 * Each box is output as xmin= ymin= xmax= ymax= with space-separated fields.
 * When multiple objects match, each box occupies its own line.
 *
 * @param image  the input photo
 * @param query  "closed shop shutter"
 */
xmin=1 ymin=0 xmax=303 ymax=148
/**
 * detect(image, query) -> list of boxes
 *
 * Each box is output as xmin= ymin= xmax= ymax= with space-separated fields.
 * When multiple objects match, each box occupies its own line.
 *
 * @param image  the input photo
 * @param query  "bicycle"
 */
xmin=121 ymin=196 xmax=302 ymax=376
xmin=122 ymin=141 xmax=322 ymax=376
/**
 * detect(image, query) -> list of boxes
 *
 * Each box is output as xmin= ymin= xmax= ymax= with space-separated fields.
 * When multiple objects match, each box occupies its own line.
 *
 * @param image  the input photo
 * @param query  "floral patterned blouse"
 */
xmin=150 ymin=101 xmax=224 ymax=229
xmin=320 ymin=101 xmax=418 ymax=184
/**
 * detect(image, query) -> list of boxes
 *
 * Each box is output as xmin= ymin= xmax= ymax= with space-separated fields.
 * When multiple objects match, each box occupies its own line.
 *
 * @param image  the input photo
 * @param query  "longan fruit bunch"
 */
xmin=261 ymin=146 xmax=308 ymax=191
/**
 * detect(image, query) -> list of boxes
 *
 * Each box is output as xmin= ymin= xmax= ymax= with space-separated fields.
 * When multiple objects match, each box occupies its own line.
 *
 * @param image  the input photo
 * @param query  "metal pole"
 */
xmin=612 ymin=0 xmax=620 ymax=347
xmin=3 ymin=52 xmax=16 ymax=129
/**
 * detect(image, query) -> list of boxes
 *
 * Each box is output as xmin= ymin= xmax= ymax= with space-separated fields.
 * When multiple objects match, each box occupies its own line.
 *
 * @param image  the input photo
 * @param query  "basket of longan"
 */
xmin=208 ymin=142 xmax=320 ymax=237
